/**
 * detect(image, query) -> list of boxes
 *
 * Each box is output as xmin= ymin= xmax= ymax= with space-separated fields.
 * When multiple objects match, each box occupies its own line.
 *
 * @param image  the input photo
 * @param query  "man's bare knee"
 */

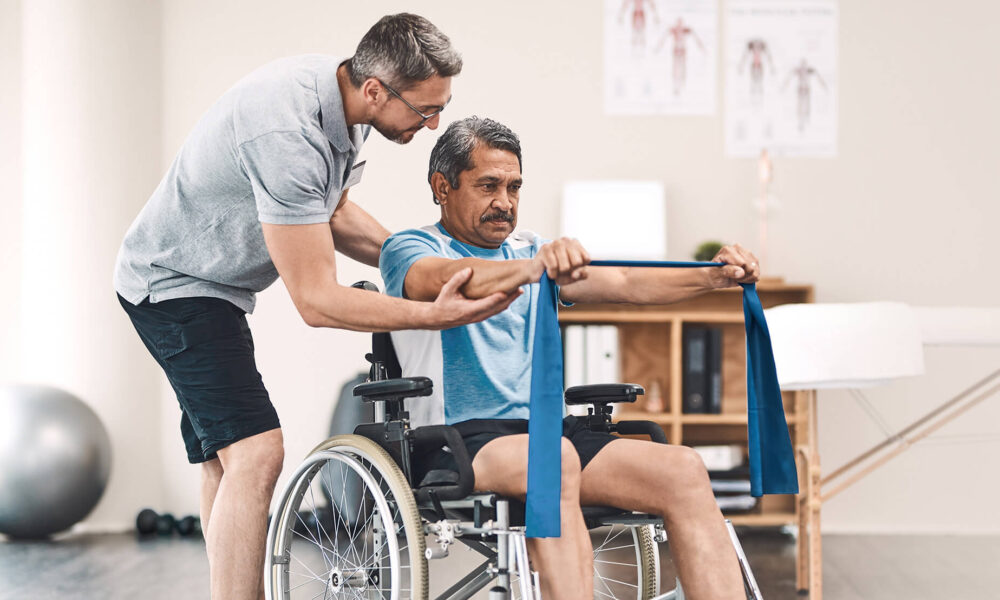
xmin=671 ymin=445 xmax=710 ymax=484
xmin=218 ymin=428 xmax=284 ymax=488
xmin=657 ymin=445 xmax=717 ymax=518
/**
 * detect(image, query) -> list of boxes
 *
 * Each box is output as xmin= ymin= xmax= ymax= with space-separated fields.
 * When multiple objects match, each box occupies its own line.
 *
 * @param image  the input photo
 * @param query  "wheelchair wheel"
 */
xmin=509 ymin=523 xmax=659 ymax=599
xmin=592 ymin=524 xmax=659 ymax=599
xmin=266 ymin=434 xmax=428 ymax=600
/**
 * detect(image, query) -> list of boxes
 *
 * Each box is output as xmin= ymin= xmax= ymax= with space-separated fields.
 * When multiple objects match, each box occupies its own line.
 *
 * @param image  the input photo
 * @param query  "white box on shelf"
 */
xmin=692 ymin=444 xmax=744 ymax=471
xmin=561 ymin=181 xmax=667 ymax=260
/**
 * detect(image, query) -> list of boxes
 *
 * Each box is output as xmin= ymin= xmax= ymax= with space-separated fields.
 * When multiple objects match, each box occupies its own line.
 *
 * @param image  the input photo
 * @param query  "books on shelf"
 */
xmin=711 ymin=479 xmax=752 ymax=494
xmin=705 ymin=459 xmax=755 ymax=512
xmin=682 ymin=325 xmax=723 ymax=413
xmin=715 ymin=495 xmax=758 ymax=512
xmin=692 ymin=444 xmax=744 ymax=471
xmin=706 ymin=461 xmax=755 ymax=512
xmin=708 ymin=463 xmax=751 ymax=481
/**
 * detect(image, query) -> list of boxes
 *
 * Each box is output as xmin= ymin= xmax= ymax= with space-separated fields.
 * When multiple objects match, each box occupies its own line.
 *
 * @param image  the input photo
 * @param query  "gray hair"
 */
xmin=346 ymin=13 xmax=462 ymax=90
xmin=428 ymin=117 xmax=522 ymax=205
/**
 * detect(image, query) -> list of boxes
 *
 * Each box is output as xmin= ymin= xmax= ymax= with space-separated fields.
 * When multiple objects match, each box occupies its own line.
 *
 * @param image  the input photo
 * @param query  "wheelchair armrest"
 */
xmin=409 ymin=425 xmax=475 ymax=502
xmin=615 ymin=420 xmax=668 ymax=444
xmin=565 ymin=383 xmax=644 ymax=406
xmin=353 ymin=377 xmax=433 ymax=402
xmin=351 ymin=280 xmax=380 ymax=293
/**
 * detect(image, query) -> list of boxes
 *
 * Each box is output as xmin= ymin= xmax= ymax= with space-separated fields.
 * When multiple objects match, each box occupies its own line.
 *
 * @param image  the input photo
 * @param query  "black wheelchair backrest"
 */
xmin=351 ymin=281 xmax=403 ymax=379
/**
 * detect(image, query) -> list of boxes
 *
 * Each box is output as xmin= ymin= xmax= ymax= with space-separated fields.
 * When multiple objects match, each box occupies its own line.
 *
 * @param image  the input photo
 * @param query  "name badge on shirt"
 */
xmin=344 ymin=160 xmax=366 ymax=189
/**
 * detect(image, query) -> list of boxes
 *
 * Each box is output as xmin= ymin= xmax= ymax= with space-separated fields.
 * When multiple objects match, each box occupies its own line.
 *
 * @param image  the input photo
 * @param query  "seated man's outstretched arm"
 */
xmin=402 ymin=237 xmax=761 ymax=304
xmin=559 ymin=242 xmax=761 ymax=305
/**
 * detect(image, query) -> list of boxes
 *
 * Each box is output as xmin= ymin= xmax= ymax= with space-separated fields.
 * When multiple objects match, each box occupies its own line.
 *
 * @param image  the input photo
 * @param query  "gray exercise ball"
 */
xmin=0 ymin=384 xmax=112 ymax=539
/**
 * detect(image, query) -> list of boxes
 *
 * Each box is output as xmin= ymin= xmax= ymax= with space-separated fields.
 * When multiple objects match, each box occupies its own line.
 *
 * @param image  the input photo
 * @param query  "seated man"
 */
xmin=380 ymin=116 xmax=759 ymax=600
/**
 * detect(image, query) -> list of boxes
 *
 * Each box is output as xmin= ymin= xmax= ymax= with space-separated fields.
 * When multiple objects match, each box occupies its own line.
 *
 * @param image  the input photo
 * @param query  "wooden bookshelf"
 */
xmin=559 ymin=280 xmax=814 ymax=531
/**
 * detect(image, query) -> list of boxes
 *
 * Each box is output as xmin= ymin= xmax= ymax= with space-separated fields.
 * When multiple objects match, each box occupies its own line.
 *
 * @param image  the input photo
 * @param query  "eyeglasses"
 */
xmin=378 ymin=79 xmax=451 ymax=126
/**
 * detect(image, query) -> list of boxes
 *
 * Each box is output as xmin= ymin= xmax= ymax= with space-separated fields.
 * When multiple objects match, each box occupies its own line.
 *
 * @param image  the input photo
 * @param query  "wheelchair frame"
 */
xmin=265 ymin=284 xmax=763 ymax=599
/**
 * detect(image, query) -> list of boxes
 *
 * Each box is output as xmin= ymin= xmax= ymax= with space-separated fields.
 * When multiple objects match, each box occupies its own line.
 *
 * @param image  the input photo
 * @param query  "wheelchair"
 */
xmin=265 ymin=284 xmax=763 ymax=600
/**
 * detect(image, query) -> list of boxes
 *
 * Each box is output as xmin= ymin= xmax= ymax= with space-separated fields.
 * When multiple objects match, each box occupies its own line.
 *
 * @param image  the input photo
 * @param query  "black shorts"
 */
xmin=118 ymin=294 xmax=280 ymax=464
xmin=415 ymin=416 xmax=621 ymax=482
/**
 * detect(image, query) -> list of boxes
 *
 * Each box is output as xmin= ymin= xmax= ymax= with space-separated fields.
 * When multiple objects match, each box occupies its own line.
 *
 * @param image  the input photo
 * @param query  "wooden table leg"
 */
xmin=795 ymin=390 xmax=824 ymax=599
xmin=796 ymin=444 xmax=823 ymax=598
xmin=806 ymin=391 xmax=823 ymax=599
xmin=809 ymin=517 xmax=823 ymax=598
xmin=796 ymin=447 xmax=811 ymax=594
xmin=807 ymin=461 xmax=822 ymax=599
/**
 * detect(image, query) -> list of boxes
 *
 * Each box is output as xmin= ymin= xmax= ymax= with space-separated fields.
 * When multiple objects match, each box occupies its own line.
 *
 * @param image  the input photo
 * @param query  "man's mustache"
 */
xmin=481 ymin=211 xmax=514 ymax=223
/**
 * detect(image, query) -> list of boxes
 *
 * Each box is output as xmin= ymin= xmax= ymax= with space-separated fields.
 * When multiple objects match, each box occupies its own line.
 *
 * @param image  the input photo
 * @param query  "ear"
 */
xmin=360 ymin=78 xmax=382 ymax=108
xmin=430 ymin=172 xmax=451 ymax=205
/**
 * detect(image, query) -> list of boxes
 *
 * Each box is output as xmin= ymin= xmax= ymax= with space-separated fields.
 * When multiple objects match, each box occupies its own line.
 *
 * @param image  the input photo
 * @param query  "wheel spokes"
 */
xmin=279 ymin=450 xmax=410 ymax=599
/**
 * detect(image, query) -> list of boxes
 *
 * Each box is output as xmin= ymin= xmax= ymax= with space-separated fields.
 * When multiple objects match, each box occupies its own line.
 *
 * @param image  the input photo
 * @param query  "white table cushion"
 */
xmin=913 ymin=307 xmax=1000 ymax=346
xmin=763 ymin=302 xmax=925 ymax=390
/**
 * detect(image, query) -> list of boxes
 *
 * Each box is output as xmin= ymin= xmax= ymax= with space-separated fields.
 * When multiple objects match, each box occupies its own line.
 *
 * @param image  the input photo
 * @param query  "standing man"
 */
xmin=114 ymin=14 xmax=517 ymax=600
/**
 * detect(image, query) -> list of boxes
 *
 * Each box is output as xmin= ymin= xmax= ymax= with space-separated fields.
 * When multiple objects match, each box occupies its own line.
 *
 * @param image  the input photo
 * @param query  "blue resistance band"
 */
xmin=525 ymin=261 xmax=798 ymax=538
xmin=525 ymin=273 xmax=564 ymax=538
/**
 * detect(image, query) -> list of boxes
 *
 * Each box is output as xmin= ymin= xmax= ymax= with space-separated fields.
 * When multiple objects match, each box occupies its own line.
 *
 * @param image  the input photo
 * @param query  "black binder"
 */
xmin=684 ymin=326 xmax=724 ymax=414
xmin=682 ymin=327 xmax=708 ymax=413
xmin=706 ymin=327 xmax=723 ymax=414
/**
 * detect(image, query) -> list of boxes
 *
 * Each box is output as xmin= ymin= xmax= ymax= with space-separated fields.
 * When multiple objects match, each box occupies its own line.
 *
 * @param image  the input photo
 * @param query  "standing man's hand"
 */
xmin=707 ymin=243 xmax=761 ymax=288
xmin=532 ymin=238 xmax=592 ymax=286
xmin=424 ymin=268 xmax=522 ymax=330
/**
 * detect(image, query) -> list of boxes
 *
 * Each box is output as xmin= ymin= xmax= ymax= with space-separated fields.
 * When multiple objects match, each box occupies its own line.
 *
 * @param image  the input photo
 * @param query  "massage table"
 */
xmin=763 ymin=303 xmax=1000 ymax=599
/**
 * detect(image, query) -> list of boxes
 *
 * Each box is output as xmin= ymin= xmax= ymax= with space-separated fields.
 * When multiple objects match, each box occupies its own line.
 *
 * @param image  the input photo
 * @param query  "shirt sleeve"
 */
xmin=237 ymin=131 xmax=334 ymax=225
xmin=380 ymin=230 xmax=443 ymax=298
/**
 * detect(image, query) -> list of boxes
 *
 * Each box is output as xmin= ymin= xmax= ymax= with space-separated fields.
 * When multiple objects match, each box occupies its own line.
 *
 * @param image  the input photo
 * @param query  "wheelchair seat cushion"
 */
xmin=411 ymin=415 xmax=622 ymax=486
xmin=417 ymin=469 xmax=460 ymax=487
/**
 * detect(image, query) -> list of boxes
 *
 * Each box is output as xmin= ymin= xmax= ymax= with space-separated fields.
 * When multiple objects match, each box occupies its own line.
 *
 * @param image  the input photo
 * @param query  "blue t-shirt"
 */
xmin=380 ymin=223 xmax=549 ymax=427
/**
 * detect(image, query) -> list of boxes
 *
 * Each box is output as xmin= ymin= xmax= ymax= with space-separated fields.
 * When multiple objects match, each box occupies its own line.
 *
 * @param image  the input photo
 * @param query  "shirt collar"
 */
xmin=317 ymin=57 xmax=356 ymax=153
xmin=435 ymin=222 xmax=511 ymax=258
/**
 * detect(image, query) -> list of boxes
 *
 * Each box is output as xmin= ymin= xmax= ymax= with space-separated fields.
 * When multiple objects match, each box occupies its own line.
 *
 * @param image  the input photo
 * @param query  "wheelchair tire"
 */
xmin=509 ymin=523 xmax=659 ymax=599
xmin=637 ymin=524 xmax=661 ymax=599
xmin=265 ymin=434 xmax=428 ymax=600
xmin=592 ymin=523 xmax=660 ymax=600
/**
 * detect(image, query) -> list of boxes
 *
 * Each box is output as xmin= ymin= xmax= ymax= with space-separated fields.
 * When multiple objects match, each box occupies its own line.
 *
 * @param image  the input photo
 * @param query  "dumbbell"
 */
xmin=136 ymin=508 xmax=172 ymax=536
xmin=136 ymin=508 xmax=201 ymax=537
xmin=176 ymin=515 xmax=202 ymax=537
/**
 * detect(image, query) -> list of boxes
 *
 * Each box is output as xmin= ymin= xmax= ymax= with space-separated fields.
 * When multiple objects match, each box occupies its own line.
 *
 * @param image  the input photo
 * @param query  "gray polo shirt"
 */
xmin=114 ymin=54 xmax=370 ymax=313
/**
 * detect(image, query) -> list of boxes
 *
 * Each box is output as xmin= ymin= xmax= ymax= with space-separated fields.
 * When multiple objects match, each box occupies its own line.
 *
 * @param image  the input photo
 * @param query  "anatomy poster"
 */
xmin=724 ymin=0 xmax=838 ymax=156
xmin=605 ymin=0 xmax=717 ymax=115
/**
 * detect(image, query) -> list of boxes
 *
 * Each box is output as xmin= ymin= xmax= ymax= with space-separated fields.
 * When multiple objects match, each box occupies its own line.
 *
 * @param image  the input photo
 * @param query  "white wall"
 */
xmin=5 ymin=0 xmax=998 ymax=533
xmin=0 ymin=0 xmax=22 ymax=381
xmin=10 ymin=0 xmax=165 ymax=530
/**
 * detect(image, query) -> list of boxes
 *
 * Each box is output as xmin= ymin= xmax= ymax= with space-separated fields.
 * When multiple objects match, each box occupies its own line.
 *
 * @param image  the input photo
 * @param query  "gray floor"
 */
xmin=1 ymin=531 xmax=998 ymax=599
